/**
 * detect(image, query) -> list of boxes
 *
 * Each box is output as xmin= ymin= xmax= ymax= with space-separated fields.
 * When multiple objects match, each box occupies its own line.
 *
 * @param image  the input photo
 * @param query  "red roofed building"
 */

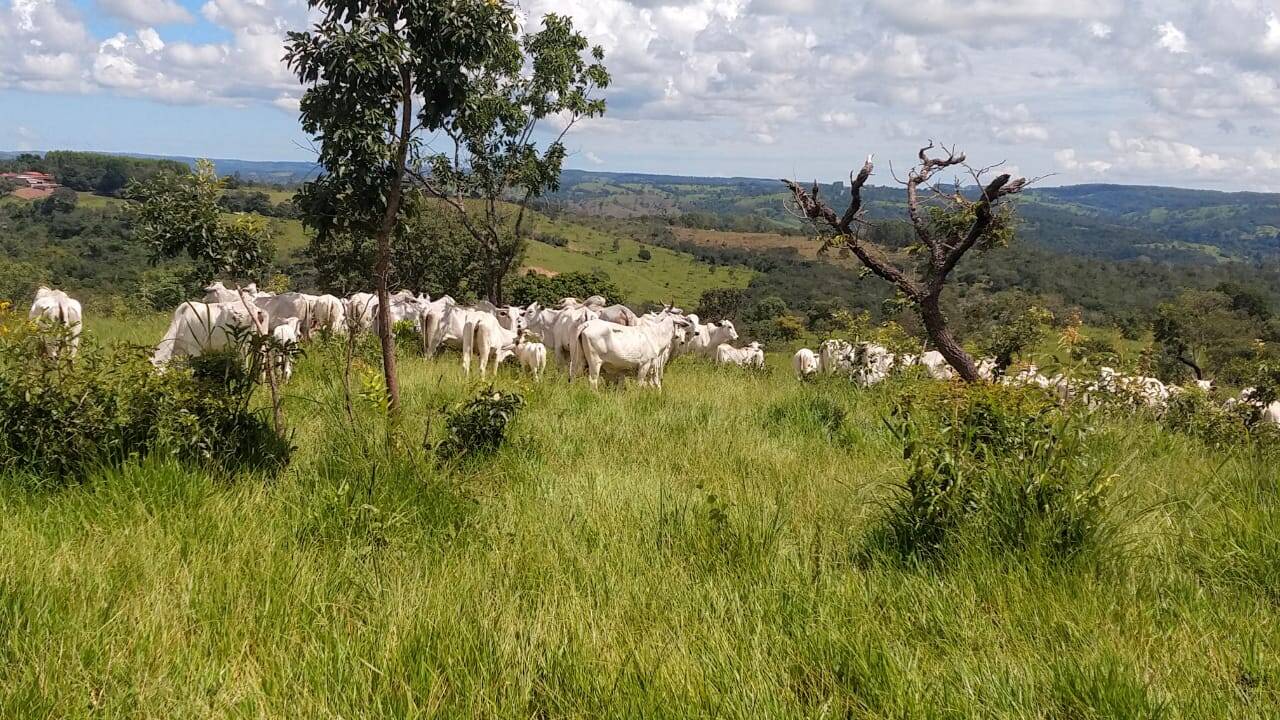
xmin=1 ymin=171 xmax=60 ymax=191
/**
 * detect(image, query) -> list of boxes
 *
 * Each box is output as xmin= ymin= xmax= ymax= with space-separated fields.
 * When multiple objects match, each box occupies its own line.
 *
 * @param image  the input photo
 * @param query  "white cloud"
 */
xmin=584 ymin=151 xmax=605 ymax=165
xmin=97 ymin=0 xmax=192 ymax=26
xmin=819 ymin=111 xmax=861 ymax=130
xmin=1055 ymin=148 xmax=1112 ymax=174
xmin=1155 ymin=21 xmax=1188 ymax=54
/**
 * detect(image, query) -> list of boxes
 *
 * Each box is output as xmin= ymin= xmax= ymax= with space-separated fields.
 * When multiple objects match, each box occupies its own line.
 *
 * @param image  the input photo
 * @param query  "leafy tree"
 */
xmin=0 ymin=260 xmax=50 ymax=305
xmin=784 ymin=144 xmax=1030 ymax=381
xmin=305 ymin=194 xmax=483 ymax=299
xmin=125 ymin=160 xmax=271 ymax=283
xmin=419 ymin=13 xmax=610 ymax=303
xmin=286 ymin=0 xmax=517 ymax=419
xmin=1153 ymin=290 xmax=1269 ymax=384
xmin=773 ymin=315 xmax=806 ymax=341
xmin=506 ymin=270 xmax=620 ymax=307
xmin=960 ymin=290 xmax=1054 ymax=373
xmin=695 ymin=287 xmax=749 ymax=321
xmin=38 ymin=187 xmax=79 ymax=215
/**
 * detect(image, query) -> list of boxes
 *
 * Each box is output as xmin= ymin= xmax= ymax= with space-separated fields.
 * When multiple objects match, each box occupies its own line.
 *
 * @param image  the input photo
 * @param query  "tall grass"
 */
xmin=2 ymin=335 xmax=1279 ymax=717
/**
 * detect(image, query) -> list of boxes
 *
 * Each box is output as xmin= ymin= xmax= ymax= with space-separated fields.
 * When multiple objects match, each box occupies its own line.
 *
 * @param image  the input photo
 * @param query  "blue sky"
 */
xmin=3 ymin=0 xmax=1279 ymax=190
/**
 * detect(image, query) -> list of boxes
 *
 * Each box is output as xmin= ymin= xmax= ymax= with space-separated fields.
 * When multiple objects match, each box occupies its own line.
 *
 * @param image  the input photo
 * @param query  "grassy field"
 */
xmin=525 ymin=214 xmax=753 ymax=306
xmin=2 ymin=319 xmax=1279 ymax=717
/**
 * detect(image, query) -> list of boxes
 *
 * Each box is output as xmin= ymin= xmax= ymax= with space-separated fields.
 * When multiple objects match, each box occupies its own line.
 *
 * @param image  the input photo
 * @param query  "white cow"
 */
xmin=347 ymin=292 xmax=378 ymax=333
xmin=254 ymin=292 xmax=315 ymax=339
xmin=204 ymin=281 xmax=269 ymax=303
xmin=28 ymin=286 xmax=83 ymax=358
xmin=461 ymin=310 xmax=526 ymax=379
xmin=151 ymin=300 xmax=269 ymax=366
xmin=919 ymin=351 xmax=957 ymax=381
xmin=423 ymin=297 xmax=473 ymax=356
xmin=819 ymin=339 xmax=856 ymax=376
xmin=513 ymin=335 xmax=548 ymax=381
xmin=270 ymin=317 xmax=302 ymax=382
xmin=715 ymin=342 xmax=765 ymax=368
xmin=853 ymin=343 xmax=896 ymax=387
xmin=793 ymin=348 xmax=820 ymax=379
xmin=549 ymin=304 xmax=601 ymax=365
xmin=681 ymin=318 xmax=740 ymax=358
xmin=311 ymin=294 xmax=348 ymax=336
xmin=597 ymin=304 xmax=639 ymax=326
xmin=571 ymin=314 xmax=695 ymax=390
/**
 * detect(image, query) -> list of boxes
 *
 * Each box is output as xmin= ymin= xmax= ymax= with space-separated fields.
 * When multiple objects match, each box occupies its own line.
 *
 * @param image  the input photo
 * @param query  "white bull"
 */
xmin=28 ymin=286 xmax=83 ymax=358
xmin=151 ymin=300 xmax=269 ymax=367
xmin=571 ymin=314 xmax=695 ymax=390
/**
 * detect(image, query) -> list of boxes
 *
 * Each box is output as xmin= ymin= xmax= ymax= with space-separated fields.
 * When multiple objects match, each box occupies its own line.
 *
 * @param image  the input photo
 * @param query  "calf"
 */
xmin=270 ymin=317 xmax=302 ymax=381
xmin=513 ymin=334 xmax=548 ymax=381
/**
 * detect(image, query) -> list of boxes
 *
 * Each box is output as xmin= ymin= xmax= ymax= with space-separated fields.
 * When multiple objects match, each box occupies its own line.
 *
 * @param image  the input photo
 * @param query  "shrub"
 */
xmin=0 ymin=312 xmax=289 ymax=483
xmin=637 ymin=247 xmax=652 ymax=261
xmin=1161 ymin=389 xmax=1269 ymax=450
xmin=869 ymin=383 xmax=1115 ymax=562
xmin=432 ymin=387 xmax=524 ymax=461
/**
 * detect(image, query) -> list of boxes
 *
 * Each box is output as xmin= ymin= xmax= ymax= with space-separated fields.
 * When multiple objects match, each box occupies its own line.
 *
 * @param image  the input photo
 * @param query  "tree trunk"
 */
xmin=374 ymin=68 xmax=413 ymax=422
xmin=919 ymin=293 xmax=979 ymax=382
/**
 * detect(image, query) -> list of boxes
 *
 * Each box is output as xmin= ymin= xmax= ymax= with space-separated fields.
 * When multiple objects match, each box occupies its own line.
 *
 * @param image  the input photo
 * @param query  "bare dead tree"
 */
xmin=783 ymin=143 xmax=1030 ymax=382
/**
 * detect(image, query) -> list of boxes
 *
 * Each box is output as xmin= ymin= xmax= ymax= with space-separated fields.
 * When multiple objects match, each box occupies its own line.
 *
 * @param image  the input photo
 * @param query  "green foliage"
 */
xmin=433 ymin=387 xmax=524 ymax=461
xmin=637 ymin=246 xmax=651 ymax=261
xmin=1153 ymin=290 xmax=1269 ymax=384
xmin=37 ymin=187 xmax=78 ymax=215
xmin=1162 ymin=389 xmax=1276 ymax=450
xmin=422 ymin=12 xmax=610 ymax=300
xmin=506 ymin=270 xmax=621 ymax=307
xmin=137 ymin=266 xmax=204 ymax=311
xmin=961 ymin=290 xmax=1054 ymax=371
xmin=125 ymin=159 xmax=272 ymax=283
xmin=0 ymin=316 xmax=289 ymax=483
xmin=0 ymin=260 xmax=50 ymax=305
xmin=0 ymin=151 xmax=187 ymax=194
xmin=695 ymin=287 xmax=749 ymax=322
xmin=772 ymin=314 xmax=806 ymax=341
xmin=871 ymin=383 xmax=1115 ymax=562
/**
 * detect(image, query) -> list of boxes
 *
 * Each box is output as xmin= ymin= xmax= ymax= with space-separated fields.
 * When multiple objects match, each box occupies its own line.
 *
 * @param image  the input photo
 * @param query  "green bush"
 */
xmin=869 ymin=384 xmax=1115 ymax=562
xmin=432 ymin=387 xmax=524 ymax=461
xmin=0 ymin=313 xmax=289 ymax=483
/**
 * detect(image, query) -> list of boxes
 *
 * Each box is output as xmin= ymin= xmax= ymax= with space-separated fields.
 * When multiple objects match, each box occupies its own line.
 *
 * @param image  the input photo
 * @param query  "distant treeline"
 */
xmin=0 ymin=151 xmax=188 ymax=196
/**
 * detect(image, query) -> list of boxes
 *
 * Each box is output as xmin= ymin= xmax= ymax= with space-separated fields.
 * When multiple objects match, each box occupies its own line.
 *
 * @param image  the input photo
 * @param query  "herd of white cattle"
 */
xmin=22 ymin=284 xmax=1280 ymax=425
xmin=23 ymin=283 xmax=753 ymax=389
xmin=792 ymin=338 xmax=1280 ymax=425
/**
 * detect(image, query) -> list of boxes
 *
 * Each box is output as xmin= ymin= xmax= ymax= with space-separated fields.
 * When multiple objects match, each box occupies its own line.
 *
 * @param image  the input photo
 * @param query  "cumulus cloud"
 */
xmin=97 ymin=0 xmax=192 ymax=26
xmin=0 ymin=0 xmax=1278 ymax=188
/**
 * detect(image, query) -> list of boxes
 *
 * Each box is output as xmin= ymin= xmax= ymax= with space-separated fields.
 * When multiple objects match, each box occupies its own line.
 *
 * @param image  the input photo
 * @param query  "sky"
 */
xmin=2 ymin=0 xmax=1279 ymax=190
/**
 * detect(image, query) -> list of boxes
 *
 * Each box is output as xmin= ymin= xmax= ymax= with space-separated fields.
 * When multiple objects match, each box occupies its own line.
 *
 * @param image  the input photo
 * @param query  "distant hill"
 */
xmin=546 ymin=170 xmax=1280 ymax=265
xmin=0 ymin=150 xmax=320 ymax=185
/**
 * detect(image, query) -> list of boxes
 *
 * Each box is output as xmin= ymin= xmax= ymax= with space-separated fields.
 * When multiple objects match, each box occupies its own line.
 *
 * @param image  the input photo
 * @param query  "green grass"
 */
xmin=525 ymin=214 xmax=753 ymax=306
xmin=3 ymin=321 xmax=1280 ymax=717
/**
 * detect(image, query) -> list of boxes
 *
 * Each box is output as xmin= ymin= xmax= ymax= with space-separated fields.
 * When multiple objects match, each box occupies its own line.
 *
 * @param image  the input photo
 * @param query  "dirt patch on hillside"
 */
xmin=524 ymin=266 xmax=560 ymax=277
xmin=11 ymin=188 xmax=54 ymax=200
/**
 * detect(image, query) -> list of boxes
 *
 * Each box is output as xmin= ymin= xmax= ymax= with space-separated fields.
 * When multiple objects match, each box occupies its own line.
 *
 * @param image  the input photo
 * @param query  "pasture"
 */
xmin=2 ymin=318 xmax=1278 ymax=717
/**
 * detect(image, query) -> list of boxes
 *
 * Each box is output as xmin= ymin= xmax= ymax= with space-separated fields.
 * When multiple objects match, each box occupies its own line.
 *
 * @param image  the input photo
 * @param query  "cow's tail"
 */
xmin=423 ymin=310 xmax=440 ymax=357
xmin=570 ymin=325 xmax=588 ymax=380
